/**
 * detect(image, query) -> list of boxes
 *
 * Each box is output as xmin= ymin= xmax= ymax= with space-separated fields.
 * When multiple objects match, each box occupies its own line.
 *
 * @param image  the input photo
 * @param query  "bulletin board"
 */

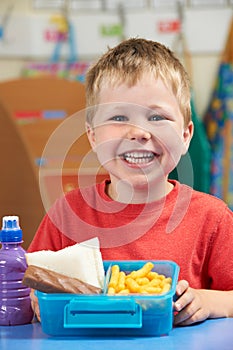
xmin=0 ymin=7 xmax=232 ymax=59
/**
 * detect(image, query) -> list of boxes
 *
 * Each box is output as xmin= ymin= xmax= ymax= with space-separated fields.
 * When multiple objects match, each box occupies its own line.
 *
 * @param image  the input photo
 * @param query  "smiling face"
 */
xmin=86 ymin=74 xmax=193 ymax=202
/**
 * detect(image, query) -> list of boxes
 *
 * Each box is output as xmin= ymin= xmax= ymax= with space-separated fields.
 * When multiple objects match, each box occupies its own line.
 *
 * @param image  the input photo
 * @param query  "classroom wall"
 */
xmin=0 ymin=1 xmax=232 ymax=242
xmin=0 ymin=1 xmax=232 ymax=118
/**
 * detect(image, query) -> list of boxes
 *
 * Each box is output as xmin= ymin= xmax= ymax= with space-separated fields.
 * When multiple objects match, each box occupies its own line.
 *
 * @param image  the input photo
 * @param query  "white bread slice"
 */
xmin=25 ymin=238 xmax=105 ymax=289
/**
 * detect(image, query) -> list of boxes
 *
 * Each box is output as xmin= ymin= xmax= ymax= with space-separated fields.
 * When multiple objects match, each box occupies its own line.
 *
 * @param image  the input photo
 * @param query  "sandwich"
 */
xmin=23 ymin=238 xmax=105 ymax=294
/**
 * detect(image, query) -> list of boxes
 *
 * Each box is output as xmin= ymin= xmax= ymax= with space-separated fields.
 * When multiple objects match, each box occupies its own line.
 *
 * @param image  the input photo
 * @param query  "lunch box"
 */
xmin=36 ymin=260 xmax=179 ymax=337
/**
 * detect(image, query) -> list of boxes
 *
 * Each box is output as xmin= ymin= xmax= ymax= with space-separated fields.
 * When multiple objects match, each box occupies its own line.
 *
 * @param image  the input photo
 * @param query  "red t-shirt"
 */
xmin=28 ymin=180 xmax=233 ymax=290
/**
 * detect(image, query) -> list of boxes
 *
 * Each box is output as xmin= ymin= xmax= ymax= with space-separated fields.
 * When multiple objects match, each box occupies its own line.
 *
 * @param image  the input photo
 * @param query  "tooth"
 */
xmin=122 ymin=151 xmax=154 ymax=161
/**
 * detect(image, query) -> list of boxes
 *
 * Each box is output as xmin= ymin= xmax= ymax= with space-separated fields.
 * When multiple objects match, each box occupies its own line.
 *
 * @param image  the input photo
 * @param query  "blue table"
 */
xmin=1 ymin=318 xmax=233 ymax=350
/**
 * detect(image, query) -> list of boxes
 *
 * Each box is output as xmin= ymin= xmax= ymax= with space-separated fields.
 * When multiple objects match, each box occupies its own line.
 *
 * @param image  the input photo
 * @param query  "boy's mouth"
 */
xmin=119 ymin=151 xmax=157 ymax=164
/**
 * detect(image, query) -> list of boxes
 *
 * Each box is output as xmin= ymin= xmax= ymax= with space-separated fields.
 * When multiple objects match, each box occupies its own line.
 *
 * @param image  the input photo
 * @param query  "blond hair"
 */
xmin=85 ymin=38 xmax=191 ymax=126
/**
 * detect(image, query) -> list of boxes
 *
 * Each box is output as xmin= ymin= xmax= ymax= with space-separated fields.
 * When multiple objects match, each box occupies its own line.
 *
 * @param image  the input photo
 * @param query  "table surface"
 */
xmin=1 ymin=318 xmax=233 ymax=350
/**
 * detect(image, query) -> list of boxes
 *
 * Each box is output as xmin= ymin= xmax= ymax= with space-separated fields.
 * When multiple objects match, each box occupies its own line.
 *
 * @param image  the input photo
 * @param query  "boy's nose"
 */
xmin=127 ymin=125 xmax=151 ymax=141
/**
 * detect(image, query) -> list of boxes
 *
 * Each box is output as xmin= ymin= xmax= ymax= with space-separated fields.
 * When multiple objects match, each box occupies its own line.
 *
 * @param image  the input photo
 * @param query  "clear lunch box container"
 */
xmin=36 ymin=260 xmax=179 ymax=337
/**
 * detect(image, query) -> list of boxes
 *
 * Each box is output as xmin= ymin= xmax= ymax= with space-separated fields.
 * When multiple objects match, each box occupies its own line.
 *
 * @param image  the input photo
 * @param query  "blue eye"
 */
xmin=110 ymin=115 xmax=128 ymax=122
xmin=149 ymin=115 xmax=165 ymax=121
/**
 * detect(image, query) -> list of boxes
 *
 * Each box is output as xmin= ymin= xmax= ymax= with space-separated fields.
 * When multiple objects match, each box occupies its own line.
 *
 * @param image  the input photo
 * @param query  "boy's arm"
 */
xmin=174 ymin=280 xmax=233 ymax=326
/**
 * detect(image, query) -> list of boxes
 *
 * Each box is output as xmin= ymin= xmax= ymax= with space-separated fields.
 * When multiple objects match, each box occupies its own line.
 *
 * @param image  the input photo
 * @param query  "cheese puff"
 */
xmin=139 ymin=286 xmax=162 ymax=294
xmin=108 ymin=265 xmax=120 ymax=289
xmin=107 ymin=287 xmax=116 ymax=295
xmin=148 ymin=278 xmax=161 ymax=287
xmin=161 ymin=283 xmax=171 ymax=294
xmin=129 ymin=262 xmax=154 ymax=279
xmin=117 ymin=289 xmax=130 ymax=295
xmin=136 ymin=277 xmax=150 ymax=286
xmin=147 ymin=271 xmax=159 ymax=280
xmin=116 ymin=271 xmax=126 ymax=292
xmin=125 ymin=278 xmax=140 ymax=293
xmin=164 ymin=277 xmax=172 ymax=284
xmin=157 ymin=274 xmax=166 ymax=280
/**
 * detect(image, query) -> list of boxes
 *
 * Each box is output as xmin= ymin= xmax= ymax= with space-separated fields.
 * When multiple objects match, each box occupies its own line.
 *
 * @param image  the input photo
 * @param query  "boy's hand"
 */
xmin=173 ymin=280 xmax=211 ymax=326
xmin=30 ymin=289 xmax=41 ymax=322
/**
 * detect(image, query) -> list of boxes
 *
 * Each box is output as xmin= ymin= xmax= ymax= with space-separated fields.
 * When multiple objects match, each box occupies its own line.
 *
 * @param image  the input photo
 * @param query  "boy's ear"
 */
xmin=86 ymin=122 xmax=96 ymax=152
xmin=181 ymin=121 xmax=194 ymax=155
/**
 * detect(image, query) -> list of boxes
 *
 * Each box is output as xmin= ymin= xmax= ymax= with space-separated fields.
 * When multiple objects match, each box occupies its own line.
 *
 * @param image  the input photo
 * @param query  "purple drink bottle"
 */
xmin=0 ymin=215 xmax=33 ymax=325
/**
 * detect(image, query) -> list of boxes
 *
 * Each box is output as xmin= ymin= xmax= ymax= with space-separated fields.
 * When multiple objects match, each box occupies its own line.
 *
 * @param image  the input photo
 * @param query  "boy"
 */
xmin=28 ymin=38 xmax=233 ymax=326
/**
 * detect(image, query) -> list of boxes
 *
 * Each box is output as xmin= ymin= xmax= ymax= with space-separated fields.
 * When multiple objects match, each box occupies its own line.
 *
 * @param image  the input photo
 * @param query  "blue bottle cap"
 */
xmin=0 ymin=216 xmax=23 ymax=242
